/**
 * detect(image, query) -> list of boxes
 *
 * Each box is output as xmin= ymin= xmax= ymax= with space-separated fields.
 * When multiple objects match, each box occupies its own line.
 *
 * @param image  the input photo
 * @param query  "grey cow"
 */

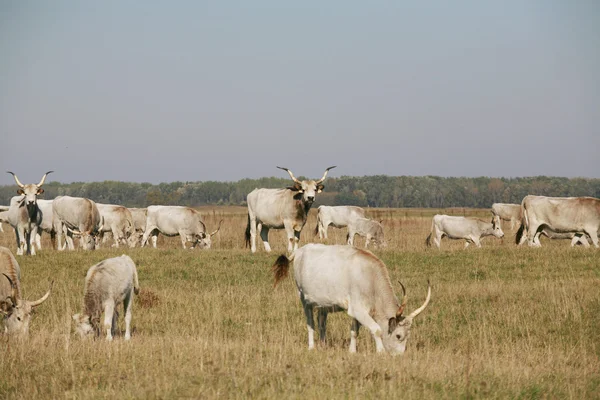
xmin=347 ymin=217 xmax=386 ymax=249
xmin=426 ymin=215 xmax=504 ymax=249
xmin=53 ymin=196 xmax=103 ymax=251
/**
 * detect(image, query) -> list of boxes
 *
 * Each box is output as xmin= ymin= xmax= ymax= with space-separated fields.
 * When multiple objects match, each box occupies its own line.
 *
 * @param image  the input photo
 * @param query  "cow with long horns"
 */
xmin=0 ymin=246 xmax=52 ymax=335
xmin=245 ymin=166 xmax=336 ymax=253
xmin=4 ymin=171 xmax=53 ymax=255
xmin=273 ymin=244 xmax=431 ymax=354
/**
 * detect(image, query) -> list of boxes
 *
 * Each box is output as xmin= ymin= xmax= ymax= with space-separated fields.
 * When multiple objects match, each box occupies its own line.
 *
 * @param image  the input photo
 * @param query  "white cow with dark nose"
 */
xmin=426 ymin=215 xmax=504 ymax=249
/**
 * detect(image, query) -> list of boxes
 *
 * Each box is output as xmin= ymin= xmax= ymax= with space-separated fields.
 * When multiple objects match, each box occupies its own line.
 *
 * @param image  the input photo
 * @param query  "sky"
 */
xmin=1 ymin=1 xmax=598 ymax=185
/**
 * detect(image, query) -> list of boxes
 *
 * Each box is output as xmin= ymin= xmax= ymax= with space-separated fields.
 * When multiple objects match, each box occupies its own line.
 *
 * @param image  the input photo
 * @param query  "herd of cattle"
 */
xmin=0 ymin=168 xmax=598 ymax=354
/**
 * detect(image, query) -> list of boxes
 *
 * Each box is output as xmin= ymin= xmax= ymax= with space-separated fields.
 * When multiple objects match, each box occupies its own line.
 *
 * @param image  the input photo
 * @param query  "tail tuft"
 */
xmin=515 ymin=223 xmax=525 ymax=245
xmin=245 ymin=214 xmax=251 ymax=248
xmin=425 ymin=233 xmax=432 ymax=247
xmin=272 ymin=255 xmax=290 ymax=287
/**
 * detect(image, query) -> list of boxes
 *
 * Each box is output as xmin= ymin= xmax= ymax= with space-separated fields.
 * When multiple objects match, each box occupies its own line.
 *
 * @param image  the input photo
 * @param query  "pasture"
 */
xmin=1 ymin=207 xmax=598 ymax=399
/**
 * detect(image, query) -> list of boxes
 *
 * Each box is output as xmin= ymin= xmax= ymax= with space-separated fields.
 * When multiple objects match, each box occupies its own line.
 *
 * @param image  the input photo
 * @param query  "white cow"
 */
xmin=0 ymin=246 xmax=52 ymax=335
xmin=347 ymin=218 xmax=386 ymax=248
xmin=246 ymin=166 xmax=335 ymax=253
xmin=53 ymin=196 xmax=103 ymax=251
xmin=491 ymin=203 xmax=521 ymax=230
xmin=516 ymin=195 xmax=600 ymax=247
xmin=96 ymin=204 xmax=136 ymax=248
xmin=141 ymin=206 xmax=221 ymax=249
xmin=73 ymin=255 xmax=139 ymax=341
xmin=273 ymin=244 xmax=430 ymax=354
xmin=128 ymin=208 xmax=148 ymax=247
xmin=315 ymin=205 xmax=366 ymax=239
xmin=426 ymin=215 xmax=504 ymax=249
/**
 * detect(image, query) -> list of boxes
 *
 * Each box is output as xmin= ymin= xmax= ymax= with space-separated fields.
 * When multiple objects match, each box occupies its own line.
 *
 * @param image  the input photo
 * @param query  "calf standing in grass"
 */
xmin=273 ymin=244 xmax=431 ymax=354
xmin=426 ymin=215 xmax=504 ymax=249
xmin=347 ymin=217 xmax=386 ymax=248
xmin=73 ymin=255 xmax=139 ymax=341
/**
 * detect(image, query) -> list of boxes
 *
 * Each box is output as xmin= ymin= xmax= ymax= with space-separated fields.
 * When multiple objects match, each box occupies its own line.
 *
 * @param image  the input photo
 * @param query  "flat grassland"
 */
xmin=0 ymin=207 xmax=598 ymax=399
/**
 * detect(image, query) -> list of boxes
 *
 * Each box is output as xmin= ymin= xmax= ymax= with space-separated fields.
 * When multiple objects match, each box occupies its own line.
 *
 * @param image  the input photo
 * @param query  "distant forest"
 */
xmin=1 ymin=176 xmax=599 ymax=209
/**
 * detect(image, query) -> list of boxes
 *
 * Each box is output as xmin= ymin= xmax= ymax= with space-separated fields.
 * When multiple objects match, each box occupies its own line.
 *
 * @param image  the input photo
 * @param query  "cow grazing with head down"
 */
xmin=315 ymin=205 xmax=366 ymax=240
xmin=426 ymin=215 xmax=504 ymax=249
xmin=52 ymin=196 xmax=103 ymax=251
xmin=0 ymin=246 xmax=52 ymax=335
xmin=491 ymin=203 xmax=521 ymax=230
xmin=347 ymin=217 xmax=386 ymax=249
xmin=4 ymin=171 xmax=53 ymax=255
xmin=273 ymin=244 xmax=431 ymax=354
xmin=96 ymin=204 xmax=136 ymax=248
xmin=245 ymin=166 xmax=336 ymax=253
xmin=515 ymin=195 xmax=600 ymax=247
xmin=72 ymin=255 xmax=139 ymax=341
xmin=141 ymin=206 xmax=222 ymax=249
xmin=128 ymin=208 xmax=148 ymax=247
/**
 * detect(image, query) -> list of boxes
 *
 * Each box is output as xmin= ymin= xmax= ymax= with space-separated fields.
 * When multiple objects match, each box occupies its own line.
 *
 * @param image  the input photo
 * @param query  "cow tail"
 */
xmin=133 ymin=266 xmax=140 ymax=295
xmin=272 ymin=251 xmax=295 ymax=287
xmin=425 ymin=219 xmax=434 ymax=247
xmin=245 ymin=214 xmax=251 ymax=248
xmin=515 ymin=202 xmax=527 ymax=245
xmin=314 ymin=213 xmax=320 ymax=236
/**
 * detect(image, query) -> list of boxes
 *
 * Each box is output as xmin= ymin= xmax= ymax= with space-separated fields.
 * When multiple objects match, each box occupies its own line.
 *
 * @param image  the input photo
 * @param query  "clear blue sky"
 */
xmin=1 ymin=1 xmax=598 ymax=185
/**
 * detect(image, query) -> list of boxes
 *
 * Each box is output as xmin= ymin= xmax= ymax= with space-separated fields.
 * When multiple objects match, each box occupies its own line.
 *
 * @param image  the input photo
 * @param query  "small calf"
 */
xmin=347 ymin=218 xmax=386 ymax=248
xmin=73 ymin=255 xmax=139 ymax=341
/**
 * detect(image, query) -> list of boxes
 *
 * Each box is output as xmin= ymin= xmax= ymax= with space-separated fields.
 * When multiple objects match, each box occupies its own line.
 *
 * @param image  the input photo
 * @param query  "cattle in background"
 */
xmin=52 ymin=196 xmax=103 ymax=251
xmin=128 ymin=208 xmax=148 ymax=247
xmin=96 ymin=204 xmax=136 ymax=248
xmin=72 ymin=255 xmax=139 ymax=341
xmin=31 ymin=199 xmax=55 ymax=251
xmin=315 ymin=205 xmax=366 ymax=240
xmin=0 ymin=246 xmax=52 ymax=335
xmin=141 ymin=206 xmax=221 ymax=249
xmin=516 ymin=195 xmax=600 ymax=247
xmin=426 ymin=215 xmax=504 ymax=249
xmin=3 ymin=171 xmax=53 ymax=255
xmin=245 ymin=166 xmax=336 ymax=253
xmin=347 ymin=218 xmax=386 ymax=249
xmin=273 ymin=244 xmax=431 ymax=354
xmin=491 ymin=203 xmax=521 ymax=230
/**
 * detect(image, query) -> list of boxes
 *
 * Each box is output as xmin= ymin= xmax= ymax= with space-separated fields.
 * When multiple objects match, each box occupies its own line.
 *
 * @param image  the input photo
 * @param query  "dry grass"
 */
xmin=0 ymin=207 xmax=599 ymax=399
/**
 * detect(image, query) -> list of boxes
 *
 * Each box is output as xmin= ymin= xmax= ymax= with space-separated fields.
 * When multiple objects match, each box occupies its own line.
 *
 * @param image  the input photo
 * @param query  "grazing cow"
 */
xmin=52 ymin=196 xmax=103 ymax=251
xmin=141 ymin=206 xmax=222 ymax=249
xmin=315 ymin=205 xmax=366 ymax=239
xmin=347 ymin=218 xmax=386 ymax=248
xmin=72 ymin=255 xmax=139 ymax=341
xmin=96 ymin=204 xmax=136 ymax=248
xmin=246 ymin=166 xmax=336 ymax=253
xmin=426 ymin=215 xmax=504 ymax=249
xmin=128 ymin=208 xmax=148 ymax=247
xmin=491 ymin=203 xmax=521 ymax=230
xmin=516 ymin=195 xmax=600 ymax=247
xmin=0 ymin=246 xmax=52 ymax=335
xmin=273 ymin=244 xmax=431 ymax=354
xmin=4 ymin=171 xmax=53 ymax=255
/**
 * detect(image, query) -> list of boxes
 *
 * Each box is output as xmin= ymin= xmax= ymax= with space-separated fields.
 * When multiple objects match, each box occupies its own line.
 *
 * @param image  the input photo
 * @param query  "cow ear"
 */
xmin=37 ymin=188 xmax=44 ymax=195
xmin=17 ymin=189 xmax=24 ymax=195
xmin=286 ymin=186 xmax=299 ymax=192
xmin=317 ymin=184 xmax=324 ymax=193
xmin=388 ymin=317 xmax=398 ymax=334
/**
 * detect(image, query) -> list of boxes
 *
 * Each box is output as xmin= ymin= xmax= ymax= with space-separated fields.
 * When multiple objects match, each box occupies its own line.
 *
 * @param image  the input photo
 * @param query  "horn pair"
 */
xmin=1 ymin=274 xmax=52 ymax=308
xmin=276 ymin=166 xmax=337 ymax=184
xmin=396 ymin=280 xmax=431 ymax=320
xmin=7 ymin=171 xmax=54 ymax=188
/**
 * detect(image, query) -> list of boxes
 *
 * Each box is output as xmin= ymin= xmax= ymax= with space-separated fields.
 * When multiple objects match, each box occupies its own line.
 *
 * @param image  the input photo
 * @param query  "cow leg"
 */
xmin=349 ymin=319 xmax=361 ymax=353
xmin=123 ymin=290 xmax=133 ymax=340
xmin=111 ymin=310 xmax=119 ymax=338
xmin=317 ymin=309 xmax=328 ymax=345
xmin=347 ymin=230 xmax=354 ymax=246
xmin=300 ymin=293 xmax=315 ymax=350
xmin=112 ymin=227 xmax=121 ymax=248
xmin=248 ymin=214 xmax=258 ymax=253
xmin=347 ymin=306 xmax=384 ymax=353
xmin=464 ymin=241 xmax=470 ymax=249
xmin=141 ymin=226 xmax=157 ymax=248
xmin=16 ymin=226 xmax=26 ymax=255
xmin=471 ymin=236 xmax=482 ymax=248
xmin=527 ymin=223 xmax=542 ymax=247
xmin=35 ymin=232 xmax=42 ymax=251
xmin=179 ymin=231 xmax=188 ymax=249
xmin=28 ymin=226 xmax=37 ymax=255
xmin=583 ymin=229 xmax=599 ymax=248
xmin=293 ymin=229 xmax=301 ymax=252
xmin=103 ymin=301 xmax=115 ymax=341
xmin=573 ymin=234 xmax=590 ymax=247
xmin=365 ymin=235 xmax=372 ymax=249
xmin=259 ymin=225 xmax=272 ymax=252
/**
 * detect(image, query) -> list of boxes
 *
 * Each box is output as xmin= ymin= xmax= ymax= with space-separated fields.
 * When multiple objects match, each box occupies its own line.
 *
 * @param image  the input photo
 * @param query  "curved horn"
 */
xmin=210 ymin=220 xmax=223 ymax=237
xmin=37 ymin=170 xmax=54 ymax=187
xmin=29 ymin=280 xmax=53 ymax=308
xmin=396 ymin=281 xmax=407 ymax=317
xmin=2 ymin=273 xmax=18 ymax=305
xmin=276 ymin=166 xmax=301 ymax=184
xmin=407 ymin=280 xmax=431 ymax=320
xmin=6 ymin=171 xmax=25 ymax=188
xmin=315 ymin=166 xmax=336 ymax=184
xmin=66 ymin=226 xmax=83 ymax=235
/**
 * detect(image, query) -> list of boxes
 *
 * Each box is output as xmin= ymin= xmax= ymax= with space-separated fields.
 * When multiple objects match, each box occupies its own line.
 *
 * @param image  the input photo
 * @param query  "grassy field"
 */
xmin=0 ymin=207 xmax=599 ymax=399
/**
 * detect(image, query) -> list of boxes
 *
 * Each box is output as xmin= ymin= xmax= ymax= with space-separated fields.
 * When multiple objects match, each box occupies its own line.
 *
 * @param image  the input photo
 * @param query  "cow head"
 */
xmin=66 ymin=227 xmax=100 ymax=251
xmin=371 ymin=221 xmax=387 ymax=248
xmin=72 ymin=314 xmax=96 ymax=337
xmin=491 ymin=215 xmax=504 ymax=238
xmin=383 ymin=281 xmax=431 ymax=355
xmin=277 ymin=166 xmax=336 ymax=205
xmin=7 ymin=171 xmax=53 ymax=220
xmin=1 ymin=274 xmax=52 ymax=336
xmin=193 ymin=220 xmax=223 ymax=250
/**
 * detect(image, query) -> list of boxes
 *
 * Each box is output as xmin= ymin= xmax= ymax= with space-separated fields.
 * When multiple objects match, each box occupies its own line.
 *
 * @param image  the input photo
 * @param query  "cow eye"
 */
xmin=396 ymin=334 xmax=402 ymax=340
xmin=17 ymin=317 xmax=21 ymax=321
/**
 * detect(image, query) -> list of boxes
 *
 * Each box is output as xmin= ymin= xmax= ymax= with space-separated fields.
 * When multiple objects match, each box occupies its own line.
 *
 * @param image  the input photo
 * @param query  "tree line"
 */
xmin=1 ymin=176 xmax=598 ymax=209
